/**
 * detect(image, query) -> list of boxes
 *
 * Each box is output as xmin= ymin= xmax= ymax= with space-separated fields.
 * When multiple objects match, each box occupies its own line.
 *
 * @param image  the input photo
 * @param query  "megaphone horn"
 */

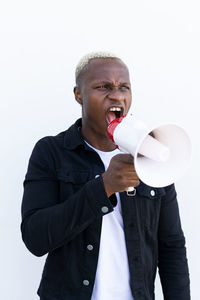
xmin=107 ymin=113 xmax=191 ymax=189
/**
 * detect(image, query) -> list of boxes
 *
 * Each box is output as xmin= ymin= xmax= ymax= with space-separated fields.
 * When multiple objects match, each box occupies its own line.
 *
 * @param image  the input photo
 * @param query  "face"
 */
xmin=74 ymin=58 xmax=132 ymax=148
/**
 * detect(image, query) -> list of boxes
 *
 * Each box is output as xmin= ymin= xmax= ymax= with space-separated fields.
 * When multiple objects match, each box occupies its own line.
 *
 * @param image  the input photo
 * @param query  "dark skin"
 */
xmin=74 ymin=58 xmax=139 ymax=197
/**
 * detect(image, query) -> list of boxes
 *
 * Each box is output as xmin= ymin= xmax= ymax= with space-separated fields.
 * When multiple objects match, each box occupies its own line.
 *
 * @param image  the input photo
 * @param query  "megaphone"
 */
xmin=107 ymin=113 xmax=191 ymax=189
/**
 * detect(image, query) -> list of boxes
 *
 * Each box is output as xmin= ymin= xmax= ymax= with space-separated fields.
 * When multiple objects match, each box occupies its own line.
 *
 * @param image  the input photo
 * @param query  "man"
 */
xmin=21 ymin=52 xmax=190 ymax=300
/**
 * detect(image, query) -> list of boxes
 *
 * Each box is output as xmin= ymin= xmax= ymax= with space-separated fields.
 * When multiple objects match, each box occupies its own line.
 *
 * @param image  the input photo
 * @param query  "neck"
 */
xmin=81 ymin=127 xmax=116 ymax=152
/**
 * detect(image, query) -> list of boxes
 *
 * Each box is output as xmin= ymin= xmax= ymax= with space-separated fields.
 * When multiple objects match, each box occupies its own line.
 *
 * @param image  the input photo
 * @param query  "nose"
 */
xmin=107 ymin=87 xmax=125 ymax=101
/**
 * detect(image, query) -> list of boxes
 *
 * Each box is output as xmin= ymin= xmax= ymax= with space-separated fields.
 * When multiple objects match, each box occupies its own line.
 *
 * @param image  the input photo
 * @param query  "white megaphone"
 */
xmin=107 ymin=113 xmax=191 ymax=191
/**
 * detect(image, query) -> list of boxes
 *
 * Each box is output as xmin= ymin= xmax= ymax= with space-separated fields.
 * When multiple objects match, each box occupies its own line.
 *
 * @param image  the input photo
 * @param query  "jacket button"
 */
xmin=83 ymin=279 xmax=89 ymax=286
xmin=95 ymin=174 xmax=100 ymax=178
xmin=150 ymin=189 xmax=155 ymax=196
xmin=101 ymin=206 xmax=109 ymax=213
xmin=87 ymin=244 xmax=93 ymax=251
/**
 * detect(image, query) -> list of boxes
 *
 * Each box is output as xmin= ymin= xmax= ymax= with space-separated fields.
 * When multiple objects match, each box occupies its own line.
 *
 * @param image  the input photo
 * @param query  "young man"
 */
xmin=21 ymin=52 xmax=190 ymax=300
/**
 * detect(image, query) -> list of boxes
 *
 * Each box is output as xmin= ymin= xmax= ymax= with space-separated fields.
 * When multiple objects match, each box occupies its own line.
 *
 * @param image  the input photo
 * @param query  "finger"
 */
xmin=113 ymin=153 xmax=134 ymax=163
xmin=122 ymin=170 xmax=139 ymax=177
xmin=125 ymin=176 xmax=140 ymax=183
xmin=124 ymin=165 xmax=137 ymax=172
xmin=125 ymin=180 xmax=140 ymax=188
xmin=121 ymin=176 xmax=140 ymax=186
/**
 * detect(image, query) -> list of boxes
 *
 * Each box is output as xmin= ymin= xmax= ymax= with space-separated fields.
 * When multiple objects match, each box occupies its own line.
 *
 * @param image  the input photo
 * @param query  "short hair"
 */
xmin=75 ymin=51 xmax=121 ymax=86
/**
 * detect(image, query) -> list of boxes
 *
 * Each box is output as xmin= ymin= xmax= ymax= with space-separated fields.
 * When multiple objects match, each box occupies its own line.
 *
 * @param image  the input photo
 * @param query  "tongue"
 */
xmin=107 ymin=111 xmax=117 ymax=124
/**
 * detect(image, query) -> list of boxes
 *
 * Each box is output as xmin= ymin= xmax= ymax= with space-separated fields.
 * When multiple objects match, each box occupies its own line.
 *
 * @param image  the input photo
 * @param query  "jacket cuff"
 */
xmin=85 ymin=175 xmax=114 ymax=218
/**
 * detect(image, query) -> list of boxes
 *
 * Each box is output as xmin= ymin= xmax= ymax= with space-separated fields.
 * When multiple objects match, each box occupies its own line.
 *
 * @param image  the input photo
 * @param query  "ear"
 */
xmin=74 ymin=86 xmax=83 ymax=105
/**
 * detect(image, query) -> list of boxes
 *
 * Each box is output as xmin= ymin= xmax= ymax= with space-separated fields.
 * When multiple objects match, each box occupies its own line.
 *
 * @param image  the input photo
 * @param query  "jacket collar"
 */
xmin=63 ymin=118 xmax=88 ymax=150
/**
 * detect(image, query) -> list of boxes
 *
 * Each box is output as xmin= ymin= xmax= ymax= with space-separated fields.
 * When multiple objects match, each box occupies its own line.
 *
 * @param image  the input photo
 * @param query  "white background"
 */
xmin=0 ymin=0 xmax=199 ymax=299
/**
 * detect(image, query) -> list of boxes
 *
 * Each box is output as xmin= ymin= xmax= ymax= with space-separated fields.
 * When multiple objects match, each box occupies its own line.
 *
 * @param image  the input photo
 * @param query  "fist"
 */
xmin=102 ymin=154 xmax=140 ymax=197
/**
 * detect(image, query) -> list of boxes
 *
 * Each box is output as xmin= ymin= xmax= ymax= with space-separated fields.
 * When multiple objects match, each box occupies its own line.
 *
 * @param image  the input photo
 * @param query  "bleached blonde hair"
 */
xmin=75 ymin=51 xmax=120 ymax=85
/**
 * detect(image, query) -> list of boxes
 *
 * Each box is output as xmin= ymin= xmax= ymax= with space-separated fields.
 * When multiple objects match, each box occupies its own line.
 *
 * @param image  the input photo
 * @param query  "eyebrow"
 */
xmin=92 ymin=80 xmax=131 ymax=86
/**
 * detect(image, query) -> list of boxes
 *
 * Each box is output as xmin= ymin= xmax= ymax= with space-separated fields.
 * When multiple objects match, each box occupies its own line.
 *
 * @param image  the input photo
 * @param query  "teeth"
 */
xmin=109 ymin=107 xmax=122 ymax=112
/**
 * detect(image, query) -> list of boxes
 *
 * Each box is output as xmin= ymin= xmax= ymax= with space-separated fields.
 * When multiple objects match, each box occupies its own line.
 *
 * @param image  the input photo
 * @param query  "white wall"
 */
xmin=0 ymin=1 xmax=199 ymax=299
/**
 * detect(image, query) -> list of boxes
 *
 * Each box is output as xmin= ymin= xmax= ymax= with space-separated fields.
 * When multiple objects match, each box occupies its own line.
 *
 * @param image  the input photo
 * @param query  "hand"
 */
xmin=102 ymin=154 xmax=140 ymax=197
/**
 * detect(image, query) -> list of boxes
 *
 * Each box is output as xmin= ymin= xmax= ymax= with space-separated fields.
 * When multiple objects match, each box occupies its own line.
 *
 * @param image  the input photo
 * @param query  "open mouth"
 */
xmin=106 ymin=106 xmax=124 ymax=125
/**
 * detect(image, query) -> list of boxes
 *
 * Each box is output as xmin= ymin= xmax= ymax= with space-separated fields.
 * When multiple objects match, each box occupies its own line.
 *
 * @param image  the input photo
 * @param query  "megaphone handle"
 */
xmin=126 ymin=187 xmax=136 ymax=197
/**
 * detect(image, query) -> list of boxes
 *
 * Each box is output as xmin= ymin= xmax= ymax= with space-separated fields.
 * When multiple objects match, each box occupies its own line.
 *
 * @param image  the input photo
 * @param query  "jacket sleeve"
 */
xmin=21 ymin=138 xmax=114 ymax=257
xmin=158 ymin=184 xmax=190 ymax=300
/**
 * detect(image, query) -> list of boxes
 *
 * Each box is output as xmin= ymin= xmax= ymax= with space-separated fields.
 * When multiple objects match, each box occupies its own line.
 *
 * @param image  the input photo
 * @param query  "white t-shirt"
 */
xmin=85 ymin=143 xmax=134 ymax=300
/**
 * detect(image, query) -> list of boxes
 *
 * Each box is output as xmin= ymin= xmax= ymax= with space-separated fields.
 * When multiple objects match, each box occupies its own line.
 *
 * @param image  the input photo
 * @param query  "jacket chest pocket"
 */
xmin=136 ymin=184 xmax=165 ymax=230
xmin=56 ymin=168 xmax=91 ymax=203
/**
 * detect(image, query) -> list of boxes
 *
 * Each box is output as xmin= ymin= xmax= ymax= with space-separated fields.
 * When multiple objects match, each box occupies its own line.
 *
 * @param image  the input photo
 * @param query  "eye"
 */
xmin=120 ymin=85 xmax=130 ymax=90
xmin=96 ymin=85 xmax=110 ymax=90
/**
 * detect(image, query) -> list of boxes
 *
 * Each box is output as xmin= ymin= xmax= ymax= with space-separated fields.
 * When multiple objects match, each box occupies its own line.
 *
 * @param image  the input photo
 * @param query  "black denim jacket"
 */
xmin=21 ymin=119 xmax=190 ymax=300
